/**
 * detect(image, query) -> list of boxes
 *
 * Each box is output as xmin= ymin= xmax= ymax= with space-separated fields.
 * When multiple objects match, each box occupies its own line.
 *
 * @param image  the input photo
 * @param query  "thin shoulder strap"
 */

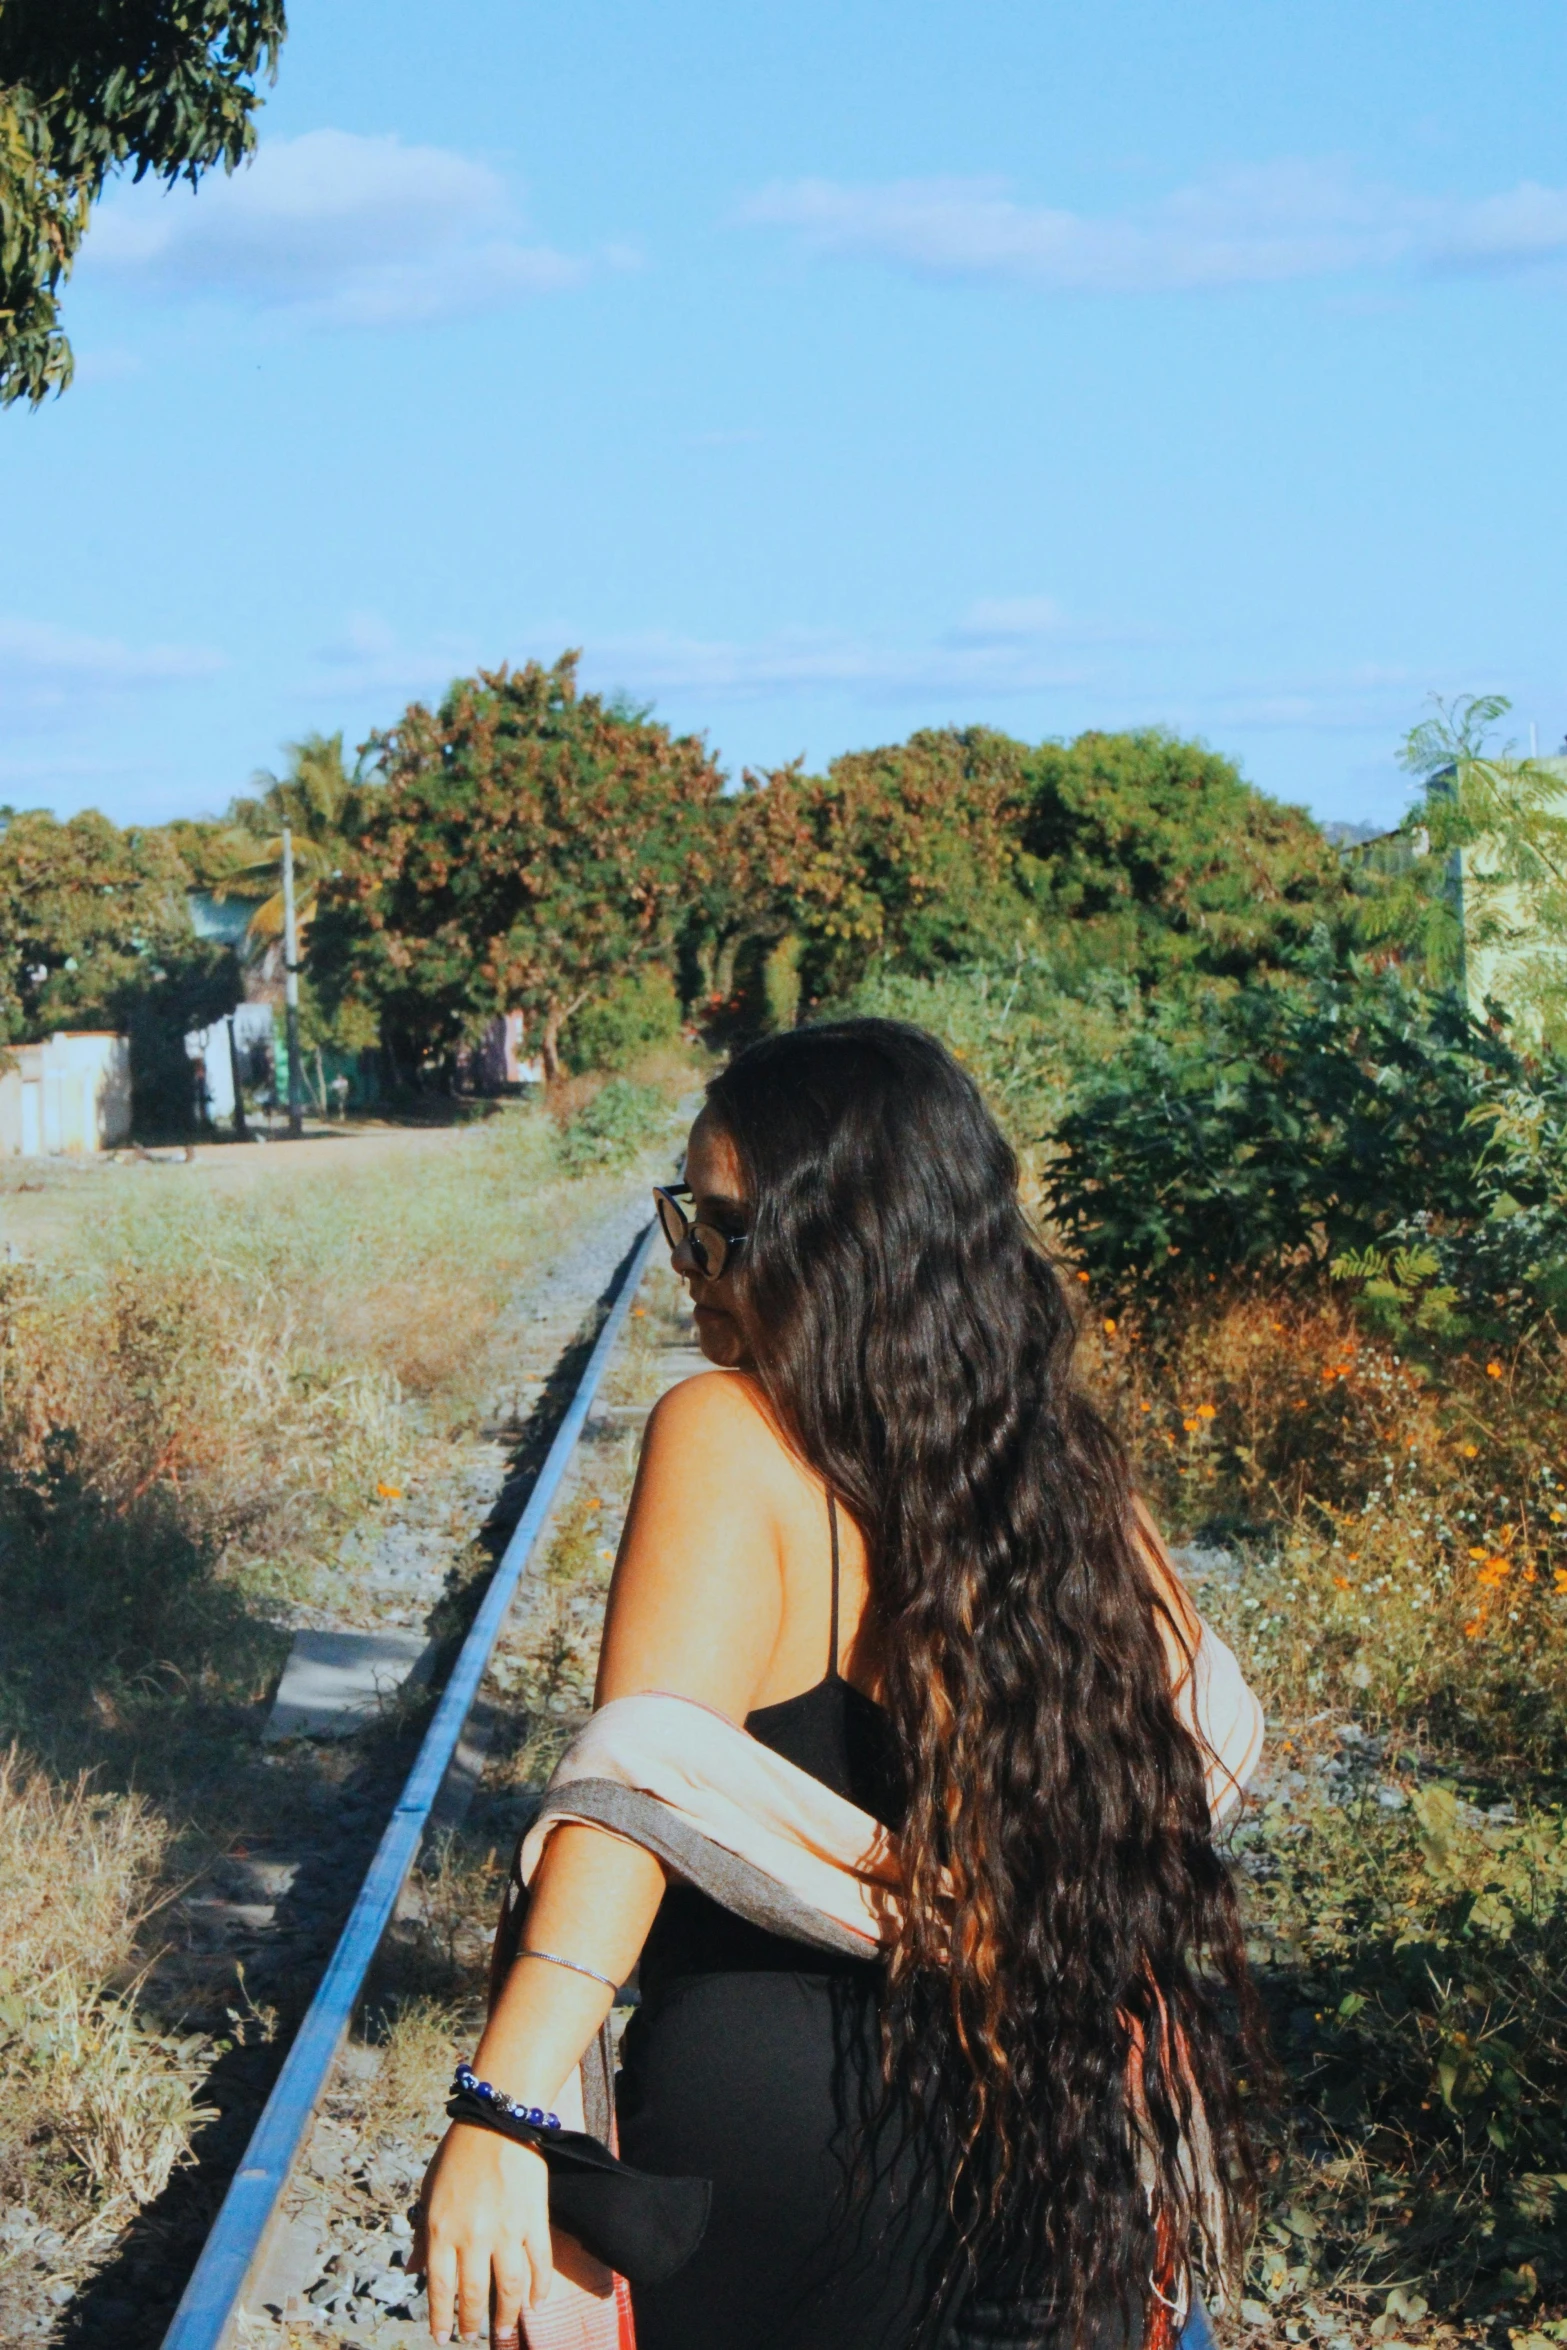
xmin=826 ymin=1491 xmax=842 ymax=1682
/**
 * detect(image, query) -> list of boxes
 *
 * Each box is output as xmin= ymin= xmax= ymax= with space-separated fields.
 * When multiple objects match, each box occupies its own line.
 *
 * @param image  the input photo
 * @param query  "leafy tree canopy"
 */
xmin=0 ymin=0 xmax=287 ymax=406
xmin=701 ymin=727 xmax=1031 ymax=1011
xmin=1019 ymin=729 xmax=1343 ymax=981
xmin=0 ymin=805 xmax=237 ymax=1127
xmin=0 ymin=806 xmax=213 ymax=1038
xmin=315 ymin=655 xmax=724 ymax=1078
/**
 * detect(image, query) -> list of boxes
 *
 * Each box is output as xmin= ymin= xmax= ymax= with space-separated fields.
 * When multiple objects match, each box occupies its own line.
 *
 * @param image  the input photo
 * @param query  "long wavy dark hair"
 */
xmin=706 ymin=1018 xmax=1263 ymax=2344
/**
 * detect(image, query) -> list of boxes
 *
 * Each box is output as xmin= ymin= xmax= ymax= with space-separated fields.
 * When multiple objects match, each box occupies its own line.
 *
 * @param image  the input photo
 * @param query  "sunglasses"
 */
xmin=653 ymin=1184 xmax=748 ymax=1280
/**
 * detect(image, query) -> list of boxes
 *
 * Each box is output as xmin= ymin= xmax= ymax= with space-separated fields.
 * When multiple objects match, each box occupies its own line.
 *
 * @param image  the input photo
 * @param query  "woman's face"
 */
xmin=677 ymin=1109 xmax=753 ymax=1369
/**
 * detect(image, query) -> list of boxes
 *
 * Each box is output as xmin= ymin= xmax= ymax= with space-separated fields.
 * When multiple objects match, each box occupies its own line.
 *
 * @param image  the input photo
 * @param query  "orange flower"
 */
xmin=1333 ymin=1575 xmax=1351 ymax=1591
xmin=1196 ymin=1403 xmax=1216 ymax=1421
xmin=1463 ymin=1615 xmax=1486 ymax=1638
xmin=631 ymin=1306 xmax=647 ymax=1319
xmin=376 ymin=1481 xmax=402 ymax=1500
xmin=1555 ymin=1568 xmax=1567 ymax=1595
xmin=1182 ymin=1416 xmax=1198 ymax=1433
xmin=1486 ymin=1360 xmax=1503 ymax=1379
xmin=1077 ymin=1271 xmax=1090 ymax=1284
xmin=1461 ymin=1442 xmax=1479 ymax=1458
xmin=1103 ymin=1318 xmax=1117 ymax=1335
xmin=1139 ymin=1400 xmax=1153 ymax=1413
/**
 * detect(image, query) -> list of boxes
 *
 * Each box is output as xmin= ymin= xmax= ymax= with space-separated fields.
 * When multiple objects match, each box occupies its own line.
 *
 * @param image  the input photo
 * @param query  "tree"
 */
xmin=0 ymin=0 xmax=287 ymax=406
xmin=314 ymin=655 xmax=725 ymax=1081
xmin=0 ymin=806 xmax=238 ymax=1127
xmin=220 ymin=730 xmax=369 ymax=948
xmin=695 ymin=728 xmax=1032 ymax=1018
xmin=1019 ymin=729 xmax=1342 ymax=981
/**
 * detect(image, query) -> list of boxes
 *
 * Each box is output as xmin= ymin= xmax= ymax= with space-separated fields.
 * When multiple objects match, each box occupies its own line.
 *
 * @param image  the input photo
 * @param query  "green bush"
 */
xmin=1048 ymin=949 xmax=1567 ymax=1332
xmin=565 ymin=966 xmax=682 ymax=1073
xmin=557 ymin=1078 xmax=670 ymax=1175
xmin=841 ymin=955 xmax=1141 ymax=1183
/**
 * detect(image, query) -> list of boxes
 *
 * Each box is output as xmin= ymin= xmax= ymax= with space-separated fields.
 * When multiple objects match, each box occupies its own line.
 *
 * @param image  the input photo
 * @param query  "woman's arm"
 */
xmin=422 ymin=1372 xmax=788 ymax=2342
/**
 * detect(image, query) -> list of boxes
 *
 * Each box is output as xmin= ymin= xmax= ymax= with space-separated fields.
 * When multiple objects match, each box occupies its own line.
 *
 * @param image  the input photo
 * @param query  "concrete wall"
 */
xmin=0 ymin=1032 xmax=133 ymax=1157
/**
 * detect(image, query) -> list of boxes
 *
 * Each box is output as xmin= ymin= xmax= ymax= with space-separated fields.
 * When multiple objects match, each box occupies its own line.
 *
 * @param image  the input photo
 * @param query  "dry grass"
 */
xmin=0 ymin=1751 xmax=217 ymax=2282
xmin=0 ymin=1076 xmax=695 ymax=2324
xmin=1090 ymin=1287 xmax=1567 ymax=1766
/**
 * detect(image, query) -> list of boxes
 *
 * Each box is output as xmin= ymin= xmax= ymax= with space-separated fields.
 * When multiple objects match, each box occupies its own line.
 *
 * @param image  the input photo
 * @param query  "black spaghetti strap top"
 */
xmin=639 ymin=1495 xmax=903 ymax=1991
xmin=745 ymin=1495 xmax=903 ymax=1830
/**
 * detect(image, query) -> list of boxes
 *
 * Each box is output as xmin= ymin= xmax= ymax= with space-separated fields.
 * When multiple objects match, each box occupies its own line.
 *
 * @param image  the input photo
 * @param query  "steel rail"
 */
xmin=161 ymin=1218 xmax=660 ymax=2350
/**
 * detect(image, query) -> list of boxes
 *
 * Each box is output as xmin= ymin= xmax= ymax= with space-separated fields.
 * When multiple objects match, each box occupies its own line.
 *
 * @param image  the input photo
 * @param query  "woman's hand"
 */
xmin=420 ymin=2121 xmax=551 ymax=2343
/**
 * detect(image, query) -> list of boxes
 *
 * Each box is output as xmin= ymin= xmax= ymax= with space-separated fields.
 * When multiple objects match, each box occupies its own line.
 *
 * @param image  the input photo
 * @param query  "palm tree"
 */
xmin=216 ymin=732 xmax=368 ymax=951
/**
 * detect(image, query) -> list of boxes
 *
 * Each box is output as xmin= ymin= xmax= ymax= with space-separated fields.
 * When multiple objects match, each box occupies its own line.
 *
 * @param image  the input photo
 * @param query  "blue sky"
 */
xmin=5 ymin=0 xmax=1565 ymax=832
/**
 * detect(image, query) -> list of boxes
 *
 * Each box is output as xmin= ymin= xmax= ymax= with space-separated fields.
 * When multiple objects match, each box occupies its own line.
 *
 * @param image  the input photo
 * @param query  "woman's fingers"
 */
xmin=456 ymin=2247 xmax=492 ymax=2341
xmin=492 ymin=2251 xmax=532 ymax=2332
xmin=522 ymin=2221 xmax=555 ymax=2309
xmin=424 ymin=2234 xmax=458 ymax=2344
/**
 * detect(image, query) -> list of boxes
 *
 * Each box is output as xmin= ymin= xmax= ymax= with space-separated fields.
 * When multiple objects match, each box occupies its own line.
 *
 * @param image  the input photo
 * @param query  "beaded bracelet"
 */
xmin=451 ymin=2062 xmax=561 ymax=2133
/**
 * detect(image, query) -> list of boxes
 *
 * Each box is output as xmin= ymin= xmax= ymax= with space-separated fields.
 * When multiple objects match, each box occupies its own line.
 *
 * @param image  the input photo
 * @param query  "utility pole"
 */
xmin=281 ymin=825 xmax=304 ymax=1140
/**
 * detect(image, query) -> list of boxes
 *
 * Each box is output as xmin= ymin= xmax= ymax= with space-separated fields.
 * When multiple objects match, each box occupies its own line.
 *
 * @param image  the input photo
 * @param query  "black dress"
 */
xmin=614 ymin=1500 xmax=961 ymax=2350
xmin=612 ymin=1506 xmax=1219 ymax=2350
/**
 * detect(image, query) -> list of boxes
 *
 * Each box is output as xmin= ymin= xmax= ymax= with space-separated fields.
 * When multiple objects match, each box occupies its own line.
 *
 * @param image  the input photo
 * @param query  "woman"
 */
xmin=422 ymin=1020 xmax=1263 ymax=2350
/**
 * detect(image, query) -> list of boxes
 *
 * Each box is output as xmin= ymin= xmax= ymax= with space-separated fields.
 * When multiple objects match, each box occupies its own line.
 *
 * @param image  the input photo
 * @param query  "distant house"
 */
xmin=462 ymin=1011 xmax=544 ymax=1092
xmin=185 ymin=1003 xmax=276 ymax=1126
xmin=0 ymin=1033 xmax=133 ymax=1157
xmin=186 ymin=890 xmax=265 ymax=951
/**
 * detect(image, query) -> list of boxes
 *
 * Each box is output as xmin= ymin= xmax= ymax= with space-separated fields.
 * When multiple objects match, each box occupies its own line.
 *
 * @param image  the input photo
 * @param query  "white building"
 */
xmin=0 ymin=1032 xmax=133 ymax=1157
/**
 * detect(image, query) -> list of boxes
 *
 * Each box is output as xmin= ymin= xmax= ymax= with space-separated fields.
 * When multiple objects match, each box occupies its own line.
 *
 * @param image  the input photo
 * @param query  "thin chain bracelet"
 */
xmin=451 ymin=2062 xmax=561 ymax=2132
xmin=518 ymin=1945 xmax=620 ymax=1993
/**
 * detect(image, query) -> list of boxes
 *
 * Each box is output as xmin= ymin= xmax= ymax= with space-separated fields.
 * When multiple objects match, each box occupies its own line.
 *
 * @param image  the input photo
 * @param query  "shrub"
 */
xmin=1092 ymin=1270 xmax=1567 ymax=2328
xmin=1051 ymin=953 xmax=1567 ymax=1335
xmin=556 ymin=1078 xmax=671 ymax=1175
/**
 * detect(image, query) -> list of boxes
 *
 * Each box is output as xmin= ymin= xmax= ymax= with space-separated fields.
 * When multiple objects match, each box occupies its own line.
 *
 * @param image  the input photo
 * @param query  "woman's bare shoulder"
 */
xmin=644 ymin=1369 xmax=791 ymax=1460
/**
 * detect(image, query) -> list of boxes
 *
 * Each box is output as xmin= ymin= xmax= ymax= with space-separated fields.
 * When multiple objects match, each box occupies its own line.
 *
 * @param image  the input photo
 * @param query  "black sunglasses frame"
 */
xmin=653 ymin=1184 xmax=748 ymax=1280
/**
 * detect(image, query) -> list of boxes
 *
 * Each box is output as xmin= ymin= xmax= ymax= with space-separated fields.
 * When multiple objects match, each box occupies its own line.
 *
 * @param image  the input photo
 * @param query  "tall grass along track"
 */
xmin=158 ymin=1212 xmax=660 ymax=2350
xmin=0 ymin=1097 xmax=687 ymax=2347
xmin=205 ymin=1255 xmax=706 ymax=2345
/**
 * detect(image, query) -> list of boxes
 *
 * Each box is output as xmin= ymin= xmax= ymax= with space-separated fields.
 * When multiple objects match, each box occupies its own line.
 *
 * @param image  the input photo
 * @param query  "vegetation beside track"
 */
xmin=0 ymin=1075 xmax=686 ymax=2338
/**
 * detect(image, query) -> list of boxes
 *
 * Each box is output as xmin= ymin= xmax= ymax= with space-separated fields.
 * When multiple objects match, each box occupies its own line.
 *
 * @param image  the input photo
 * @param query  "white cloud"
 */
xmin=307 ymin=611 xmax=484 ymax=702
xmin=742 ymin=161 xmax=1567 ymax=293
xmin=86 ymin=128 xmax=586 ymax=326
xmin=0 ymin=617 xmax=226 ymax=717
xmin=583 ymin=597 xmax=1101 ymax=703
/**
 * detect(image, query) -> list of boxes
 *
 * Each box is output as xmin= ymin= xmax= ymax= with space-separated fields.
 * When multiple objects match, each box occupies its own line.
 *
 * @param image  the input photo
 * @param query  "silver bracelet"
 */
xmin=518 ymin=1945 xmax=619 ymax=1993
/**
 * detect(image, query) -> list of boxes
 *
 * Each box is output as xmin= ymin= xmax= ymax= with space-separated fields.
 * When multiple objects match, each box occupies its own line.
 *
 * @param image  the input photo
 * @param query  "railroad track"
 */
xmin=125 ymin=1207 xmax=703 ymax=2350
